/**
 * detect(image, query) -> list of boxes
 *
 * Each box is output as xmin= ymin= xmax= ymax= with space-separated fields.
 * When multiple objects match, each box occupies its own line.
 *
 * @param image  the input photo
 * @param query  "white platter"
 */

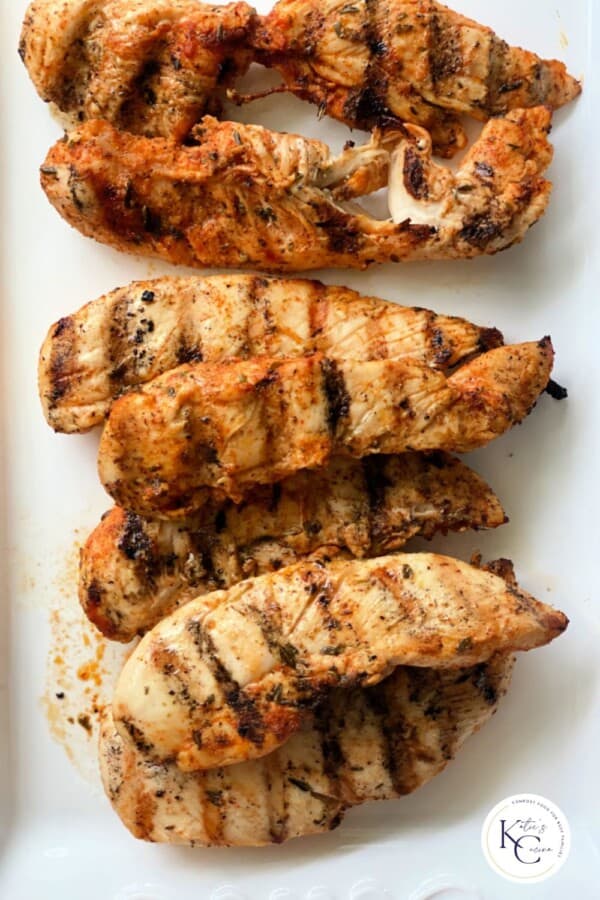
xmin=0 ymin=1 xmax=598 ymax=897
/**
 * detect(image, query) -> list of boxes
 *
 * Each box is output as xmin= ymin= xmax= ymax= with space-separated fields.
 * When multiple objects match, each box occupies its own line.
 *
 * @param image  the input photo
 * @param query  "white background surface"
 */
xmin=0 ymin=0 xmax=598 ymax=897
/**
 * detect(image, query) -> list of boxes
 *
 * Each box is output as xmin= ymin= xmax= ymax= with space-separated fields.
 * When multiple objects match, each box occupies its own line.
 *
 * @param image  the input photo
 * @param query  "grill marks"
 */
xmin=486 ymin=37 xmax=547 ymax=113
xmin=80 ymin=452 xmax=506 ymax=641
xmin=256 ymin=364 xmax=278 ymax=478
xmin=22 ymin=0 xmax=257 ymax=140
xmin=40 ymin=275 xmax=497 ymax=433
xmin=403 ymin=146 xmax=428 ymax=200
xmin=321 ymin=358 xmax=350 ymax=432
xmin=186 ymin=617 xmax=238 ymax=697
xmin=115 ymin=511 xmax=161 ymax=597
xmin=112 ymin=553 xmax=567 ymax=772
xmin=223 ymin=688 xmax=265 ymax=746
xmin=252 ymin=0 xmax=579 ymax=157
xmin=46 ymin=315 xmax=75 ymax=406
xmin=364 ymin=680 xmax=408 ymax=794
xmin=367 ymin=452 xmax=507 ymax=549
xmin=316 ymin=703 xmax=346 ymax=791
xmin=352 ymin=0 xmax=391 ymax=129
xmin=184 ymin=614 xmax=291 ymax=756
xmin=255 ymin=0 xmax=466 ymax=154
xmin=23 ymin=0 xmax=579 ymax=166
xmin=150 ymin=615 xmax=271 ymax=757
xmin=351 ymin=660 xmax=506 ymax=795
xmin=107 ymin=289 xmax=161 ymax=382
xmin=98 ymin=341 xmax=553 ymax=517
xmin=362 ymin=455 xmax=393 ymax=514
xmin=107 ymin=294 xmax=133 ymax=380
xmin=101 ymin=655 xmax=515 ymax=845
xmin=428 ymin=9 xmax=461 ymax=85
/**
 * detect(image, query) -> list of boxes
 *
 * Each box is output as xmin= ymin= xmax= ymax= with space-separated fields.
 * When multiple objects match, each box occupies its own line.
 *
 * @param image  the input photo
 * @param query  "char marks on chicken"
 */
xmin=97 ymin=340 xmax=553 ymax=516
xmin=81 ymin=452 xmax=506 ymax=641
xmin=21 ymin=0 xmax=580 ymax=155
xmin=101 ymin=654 xmax=515 ymax=845
xmin=38 ymin=274 xmax=502 ymax=433
xmin=112 ymin=552 xmax=567 ymax=771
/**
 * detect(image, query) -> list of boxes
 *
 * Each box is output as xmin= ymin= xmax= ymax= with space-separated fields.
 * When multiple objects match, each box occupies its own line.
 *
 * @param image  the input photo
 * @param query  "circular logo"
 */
xmin=481 ymin=794 xmax=570 ymax=883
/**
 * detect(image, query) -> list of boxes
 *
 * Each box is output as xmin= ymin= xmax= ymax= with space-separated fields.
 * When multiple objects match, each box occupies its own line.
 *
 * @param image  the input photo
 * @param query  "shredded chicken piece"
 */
xmin=251 ymin=0 xmax=581 ymax=156
xmin=21 ymin=0 xmax=580 ymax=155
xmin=40 ymin=108 xmax=554 ymax=272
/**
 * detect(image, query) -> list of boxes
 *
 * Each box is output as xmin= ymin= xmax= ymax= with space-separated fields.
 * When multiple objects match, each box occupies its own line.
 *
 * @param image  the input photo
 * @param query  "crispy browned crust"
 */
xmin=100 ymin=654 xmax=515 ymax=845
xmin=97 ymin=340 xmax=553 ymax=517
xmin=40 ymin=109 xmax=554 ymax=272
xmin=80 ymin=452 xmax=506 ymax=641
xmin=37 ymin=273 xmax=503 ymax=434
xmin=252 ymin=0 xmax=581 ymax=156
xmin=112 ymin=552 xmax=567 ymax=771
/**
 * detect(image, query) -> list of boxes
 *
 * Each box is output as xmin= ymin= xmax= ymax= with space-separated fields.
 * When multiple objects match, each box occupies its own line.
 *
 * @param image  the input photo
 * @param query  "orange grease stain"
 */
xmin=42 ymin=533 xmax=129 ymax=782
xmin=77 ymin=643 xmax=106 ymax=686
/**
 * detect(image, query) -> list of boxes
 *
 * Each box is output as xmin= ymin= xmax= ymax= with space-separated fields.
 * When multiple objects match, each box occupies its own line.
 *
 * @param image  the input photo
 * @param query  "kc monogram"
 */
xmin=481 ymin=794 xmax=570 ymax=883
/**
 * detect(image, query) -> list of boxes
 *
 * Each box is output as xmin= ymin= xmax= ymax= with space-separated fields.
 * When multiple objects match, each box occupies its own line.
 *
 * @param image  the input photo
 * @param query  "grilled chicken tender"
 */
xmin=252 ymin=0 xmax=581 ymax=157
xmin=20 ymin=0 xmax=579 ymax=157
xmin=40 ymin=108 xmax=553 ymax=272
xmin=101 ymin=654 xmax=515 ymax=845
xmin=112 ymin=553 xmax=567 ymax=771
xmin=81 ymin=452 xmax=506 ymax=641
xmin=20 ymin=0 xmax=256 ymax=140
xmin=98 ymin=340 xmax=553 ymax=516
xmin=39 ymin=274 xmax=502 ymax=434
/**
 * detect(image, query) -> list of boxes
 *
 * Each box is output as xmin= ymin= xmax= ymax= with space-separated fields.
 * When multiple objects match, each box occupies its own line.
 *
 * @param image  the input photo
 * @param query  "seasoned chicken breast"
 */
xmin=252 ymin=0 xmax=581 ymax=156
xmin=20 ymin=0 xmax=255 ymax=140
xmin=40 ymin=108 xmax=553 ymax=272
xmin=112 ymin=553 xmax=567 ymax=771
xmin=81 ymin=452 xmax=506 ymax=641
xmin=20 ymin=0 xmax=579 ymax=157
xmin=98 ymin=340 xmax=553 ymax=516
xmin=39 ymin=274 xmax=502 ymax=434
xmin=101 ymin=654 xmax=515 ymax=845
